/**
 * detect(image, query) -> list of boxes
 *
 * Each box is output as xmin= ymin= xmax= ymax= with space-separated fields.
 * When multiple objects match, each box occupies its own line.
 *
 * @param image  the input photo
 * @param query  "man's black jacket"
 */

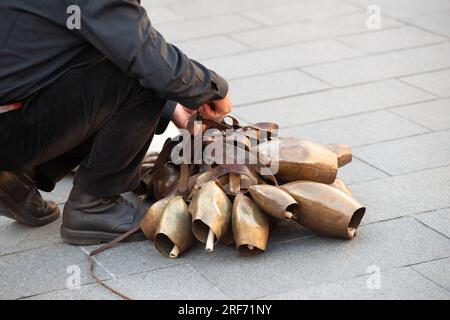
xmin=0 ymin=0 xmax=228 ymax=131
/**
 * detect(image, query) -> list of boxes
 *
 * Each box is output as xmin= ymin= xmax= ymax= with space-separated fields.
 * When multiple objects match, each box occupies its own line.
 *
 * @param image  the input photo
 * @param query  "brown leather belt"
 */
xmin=0 ymin=102 xmax=23 ymax=114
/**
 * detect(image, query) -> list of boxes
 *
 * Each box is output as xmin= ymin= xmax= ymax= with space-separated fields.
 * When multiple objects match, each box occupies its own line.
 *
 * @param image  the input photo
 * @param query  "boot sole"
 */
xmin=0 ymin=188 xmax=60 ymax=226
xmin=60 ymin=226 xmax=146 ymax=246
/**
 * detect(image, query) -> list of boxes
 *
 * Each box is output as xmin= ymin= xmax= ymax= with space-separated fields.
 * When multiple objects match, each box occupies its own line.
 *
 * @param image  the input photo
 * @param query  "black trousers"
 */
xmin=0 ymin=59 xmax=165 ymax=197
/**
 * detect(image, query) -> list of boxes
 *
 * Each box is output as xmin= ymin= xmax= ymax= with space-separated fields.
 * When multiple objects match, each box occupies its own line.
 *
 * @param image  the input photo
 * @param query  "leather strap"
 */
xmin=201 ymin=115 xmax=278 ymax=142
xmin=177 ymin=163 xmax=191 ymax=197
xmin=88 ymin=225 xmax=141 ymax=300
xmin=191 ymin=163 xmax=259 ymax=191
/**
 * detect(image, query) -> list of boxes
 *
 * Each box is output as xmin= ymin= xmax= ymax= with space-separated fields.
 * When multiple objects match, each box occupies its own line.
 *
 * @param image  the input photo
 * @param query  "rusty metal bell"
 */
xmin=232 ymin=193 xmax=269 ymax=256
xmin=324 ymin=144 xmax=352 ymax=167
xmin=256 ymin=138 xmax=338 ymax=184
xmin=188 ymin=181 xmax=232 ymax=251
xmin=248 ymin=184 xmax=299 ymax=221
xmin=154 ymin=196 xmax=193 ymax=258
xmin=281 ymin=181 xmax=365 ymax=239
xmin=152 ymin=163 xmax=179 ymax=200
xmin=139 ymin=197 xmax=173 ymax=240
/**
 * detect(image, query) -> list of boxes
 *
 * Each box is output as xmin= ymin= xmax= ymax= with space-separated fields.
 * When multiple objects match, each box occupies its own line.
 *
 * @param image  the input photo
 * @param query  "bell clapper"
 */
xmin=284 ymin=211 xmax=294 ymax=220
xmin=206 ymin=229 xmax=215 ymax=252
xmin=169 ymin=245 xmax=180 ymax=258
xmin=247 ymin=245 xmax=255 ymax=250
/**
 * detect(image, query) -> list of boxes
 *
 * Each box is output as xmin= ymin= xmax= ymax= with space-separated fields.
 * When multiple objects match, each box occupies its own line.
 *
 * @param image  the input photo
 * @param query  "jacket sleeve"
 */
xmin=155 ymin=100 xmax=177 ymax=134
xmin=69 ymin=0 xmax=228 ymax=109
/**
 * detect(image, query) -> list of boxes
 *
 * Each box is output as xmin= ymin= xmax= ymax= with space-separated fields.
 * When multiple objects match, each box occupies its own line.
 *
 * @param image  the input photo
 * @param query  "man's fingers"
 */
xmin=199 ymin=104 xmax=215 ymax=118
xmin=199 ymin=93 xmax=233 ymax=123
xmin=199 ymin=103 xmax=222 ymax=121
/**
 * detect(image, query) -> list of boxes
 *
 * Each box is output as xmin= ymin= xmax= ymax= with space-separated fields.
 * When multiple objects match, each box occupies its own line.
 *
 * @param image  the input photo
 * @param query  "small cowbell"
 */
xmin=232 ymin=193 xmax=269 ymax=256
xmin=248 ymin=184 xmax=299 ymax=221
xmin=281 ymin=181 xmax=365 ymax=239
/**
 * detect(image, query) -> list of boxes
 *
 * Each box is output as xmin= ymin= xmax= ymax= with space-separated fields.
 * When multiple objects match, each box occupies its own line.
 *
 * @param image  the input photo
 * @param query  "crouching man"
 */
xmin=0 ymin=0 xmax=232 ymax=244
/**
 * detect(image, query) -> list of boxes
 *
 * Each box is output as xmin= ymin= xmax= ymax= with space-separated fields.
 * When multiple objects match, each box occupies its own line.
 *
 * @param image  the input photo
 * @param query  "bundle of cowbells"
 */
xmin=134 ymin=115 xmax=366 ymax=258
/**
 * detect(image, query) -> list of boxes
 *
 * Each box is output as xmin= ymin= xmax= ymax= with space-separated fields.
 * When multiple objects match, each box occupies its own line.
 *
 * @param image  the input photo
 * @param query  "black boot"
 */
xmin=61 ymin=185 xmax=146 ymax=245
xmin=0 ymin=170 xmax=60 ymax=226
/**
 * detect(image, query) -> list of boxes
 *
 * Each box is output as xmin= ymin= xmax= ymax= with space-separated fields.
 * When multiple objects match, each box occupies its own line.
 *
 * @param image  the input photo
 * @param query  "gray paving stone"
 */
xmin=230 ymin=23 xmax=315 ymax=50
xmin=304 ymin=43 xmax=450 ymax=86
xmin=167 ymin=0 xmax=296 ymax=19
xmin=262 ymin=267 xmax=450 ymax=300
xmin=156 ymin=14 xmax=258 ymax=42
xmin=104 ymin=264 xmax=229 ymax=299
xmin=174 ymin=36 xmax=250 ymax=60
xmin=339 ymin=26 xmax=446 ymax=54
xmin=0 ymin=209 xmax=62 ymax=256
xmin=27 ymin=264 xmax=229 ymax=300
xmin=231 ymin=13 xmax=402 ymax=49
xmin=232 ymin=80 xmax=434 ymax=127
xmin=141 ymin=0 xmax=182 ymax=6
xmin=338 ymin=158 xmax=388 ymax=185
xmin=23 ymin=283 xmax=119 ymax=300
xmin=413 ymin=258 xmax=450 ymax=291
xmin=145 ymin=5 xmax=184 ymax=25
xmin=415 ymin=208 xmax=450 ymax=238
xmin=391 ymin=98 xmax=450 ymax=131
xmin=406 ymin=10 xmax=450 ymax=38
xmin=354 ymin=130 xmax=450 ymax=175
xmin=241 ymin=0 xmax=359 ymax=26
xmin=350 ymin=166 xmax=450 ymax=223
xmin=268 ymin=221 xmax=315 ymax=244
xmin=345 ymin=0 xmax=450 ymax=19
xmin=190 ymin=217 xmax=450 ymax=299
xmin=401 ymin=70 xmax=450 ymax=98
xmin=279 ymin=110 xmax=429 ymax=147
xmin=0 ymin=244 xmax=108 ymax=299
xmin=230 ymin=70 xmax=330 ymax=106
xmin=204 ymin=39 xmax=362 ymax=80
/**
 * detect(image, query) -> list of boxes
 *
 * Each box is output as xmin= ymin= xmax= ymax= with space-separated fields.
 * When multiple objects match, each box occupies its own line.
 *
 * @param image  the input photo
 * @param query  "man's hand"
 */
xmin=199 ymin=93 xmax=233 ymax=122
xmin=172 ymin=103 xmax=197 ymax=129
xmin=172 ymin=93 xmax=233 ymax=130
xmin=172 ymin=103 xmax=206 ymax=135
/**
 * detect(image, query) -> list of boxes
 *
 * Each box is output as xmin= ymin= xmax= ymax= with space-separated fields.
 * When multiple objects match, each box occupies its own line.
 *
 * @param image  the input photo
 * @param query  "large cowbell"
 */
xmin=281 ymin=181 xmax=365 ymax=239
xmin=255 ymin=138 xmax=338 ymax=184
xmin=188 ymin=181 xmax=232 ymax=248
xmin=232 ymin=193 xmax=269 ymax=256
xmin=140 ymin=196 xmax=193 ymax=258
